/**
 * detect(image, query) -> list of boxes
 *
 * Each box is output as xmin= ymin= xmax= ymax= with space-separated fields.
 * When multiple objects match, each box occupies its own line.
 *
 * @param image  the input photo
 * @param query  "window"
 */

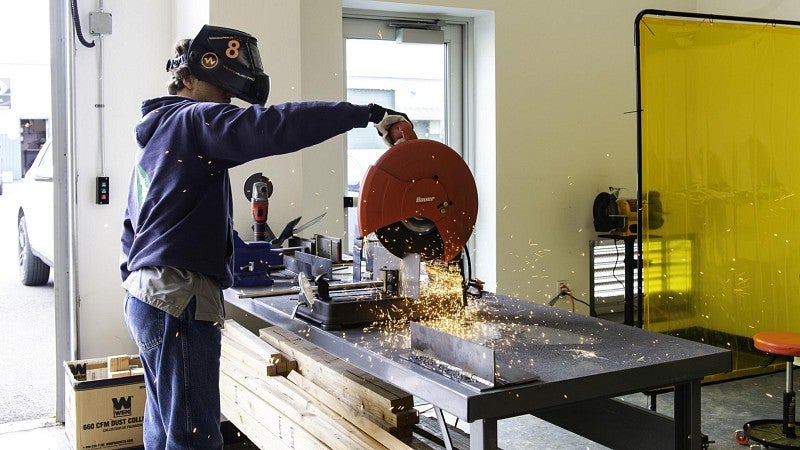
xmin=589 ymin=237 xmax=693 ymax=321
xmin=343 ymin=14 xmax=467 ymax=244
xmin=589 ymin=239 xmax=639 ymax=316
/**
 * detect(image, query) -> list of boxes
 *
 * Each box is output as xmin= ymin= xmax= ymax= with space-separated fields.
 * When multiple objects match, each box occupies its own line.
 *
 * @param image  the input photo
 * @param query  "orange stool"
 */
xmin=738 ymin=332 xmax=800 ymax=448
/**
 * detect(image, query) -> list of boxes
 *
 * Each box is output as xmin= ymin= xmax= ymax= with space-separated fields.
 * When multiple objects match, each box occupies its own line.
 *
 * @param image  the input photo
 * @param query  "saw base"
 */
xmin=291 ymin=292 xmax=415 ymax=330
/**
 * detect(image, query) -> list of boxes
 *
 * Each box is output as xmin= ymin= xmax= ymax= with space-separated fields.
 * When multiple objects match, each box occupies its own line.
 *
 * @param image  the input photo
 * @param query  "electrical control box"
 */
xmin=89 ymin=12 xmax=113 ymax=35
xmin=96 ymin=177 xmax=109 ymax=204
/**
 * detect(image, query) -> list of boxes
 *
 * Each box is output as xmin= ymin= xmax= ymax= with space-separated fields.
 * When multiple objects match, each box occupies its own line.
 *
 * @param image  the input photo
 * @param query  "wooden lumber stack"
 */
xmin=258 ymin=326 xmax=419 ymax=438
xmin=221 ymin=321 xmax=298 ymax=377
xmin=220 ymin=320 xmax=419 ymax=450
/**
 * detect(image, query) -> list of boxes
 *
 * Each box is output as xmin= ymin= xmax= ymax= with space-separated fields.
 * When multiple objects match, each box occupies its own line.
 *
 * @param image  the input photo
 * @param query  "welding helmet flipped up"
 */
xmin=167 ymin=25 xmax=271 ymax=105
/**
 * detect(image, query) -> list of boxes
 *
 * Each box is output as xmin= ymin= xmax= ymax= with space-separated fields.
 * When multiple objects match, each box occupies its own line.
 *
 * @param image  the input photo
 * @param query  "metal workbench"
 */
xmin=224 ymin=288 xmax=731 ymax=450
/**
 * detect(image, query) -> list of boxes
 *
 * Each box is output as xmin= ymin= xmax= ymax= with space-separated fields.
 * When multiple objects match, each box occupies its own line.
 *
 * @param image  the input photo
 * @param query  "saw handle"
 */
xmin=388 ymin=120 xmax=417 ymax=144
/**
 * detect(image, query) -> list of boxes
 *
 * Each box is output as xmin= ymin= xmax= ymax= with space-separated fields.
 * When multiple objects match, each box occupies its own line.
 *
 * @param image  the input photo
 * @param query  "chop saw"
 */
xmin=359 ymin=121 xmax=478 ymax=262
xmin=286 ymin=121 xmax=480 ymax=329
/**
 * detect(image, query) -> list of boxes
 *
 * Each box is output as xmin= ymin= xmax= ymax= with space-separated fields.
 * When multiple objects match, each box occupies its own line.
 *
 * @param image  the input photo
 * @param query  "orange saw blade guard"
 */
xmin=358 ymin=121 xmax=478 ymax=262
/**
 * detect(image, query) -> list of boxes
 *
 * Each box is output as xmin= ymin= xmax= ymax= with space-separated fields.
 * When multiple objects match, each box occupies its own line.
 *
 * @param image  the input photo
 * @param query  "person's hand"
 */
xmin=368 ymin=103 xmax=413 ymax=146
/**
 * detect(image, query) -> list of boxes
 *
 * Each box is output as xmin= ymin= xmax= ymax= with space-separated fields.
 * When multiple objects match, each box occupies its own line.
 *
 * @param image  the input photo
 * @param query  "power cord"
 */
xmin=548 ymin=282 xmax=591 ymax=313
xmin=461 ymin=245 xmax=484 ymax=299
xmin=70 ymin=0 xmax=95 ymax=48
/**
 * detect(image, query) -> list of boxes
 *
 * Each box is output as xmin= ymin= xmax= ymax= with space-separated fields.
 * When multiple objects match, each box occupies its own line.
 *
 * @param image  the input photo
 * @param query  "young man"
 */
xmin=120 ymin=25 xmax=410 ymax=449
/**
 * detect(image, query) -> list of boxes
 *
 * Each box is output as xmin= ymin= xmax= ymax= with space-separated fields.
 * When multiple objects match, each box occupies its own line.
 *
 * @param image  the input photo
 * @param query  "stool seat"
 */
xmin=754 ymin=332 xmax=800 ymax=357
xmin=739 ymin=331 xmax=800 ymax=448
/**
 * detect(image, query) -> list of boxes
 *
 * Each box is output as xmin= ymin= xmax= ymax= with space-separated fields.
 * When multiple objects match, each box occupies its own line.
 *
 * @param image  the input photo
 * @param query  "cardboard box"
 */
xmin=64 ymin=356 xmax=146 ymax=450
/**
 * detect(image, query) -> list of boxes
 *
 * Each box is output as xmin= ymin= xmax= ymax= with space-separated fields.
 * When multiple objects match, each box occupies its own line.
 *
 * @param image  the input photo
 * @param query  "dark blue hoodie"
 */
xmin=121 ymin=96 xmax=369 ymax=288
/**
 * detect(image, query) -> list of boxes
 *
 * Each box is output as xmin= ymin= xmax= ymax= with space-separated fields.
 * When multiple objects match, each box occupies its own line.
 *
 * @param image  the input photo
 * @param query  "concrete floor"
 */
xmin=0 ymin=182 xmax=56 ymax=424
xmin=0 ymin=369 xmax=794 ymax=449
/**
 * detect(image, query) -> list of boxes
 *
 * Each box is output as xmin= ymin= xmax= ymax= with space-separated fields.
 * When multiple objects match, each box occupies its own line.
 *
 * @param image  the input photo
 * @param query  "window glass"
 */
xmin=343 ymin=16 xmax=466 ymax=249
xmin=345 ymin=38 xmax=445 ymax=193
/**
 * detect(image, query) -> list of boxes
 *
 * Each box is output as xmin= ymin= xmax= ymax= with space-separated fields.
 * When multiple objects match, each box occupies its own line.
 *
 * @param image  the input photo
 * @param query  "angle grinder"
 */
xmin=251 ymin=181 xmax=271 ymax=241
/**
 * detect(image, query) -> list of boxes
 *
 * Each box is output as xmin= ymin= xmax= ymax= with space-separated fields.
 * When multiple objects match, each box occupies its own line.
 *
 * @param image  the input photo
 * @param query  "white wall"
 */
xmin=206 ymin=0 xmax=351 ymax=243
xmin=358 ymin=0 xmax=699 ymax=304
xmin=71 ymin=0 xmax=173 ymax=357
xmin=207 ymin=0 xmax=316 ymax=243
xmin=491 ymin=0 xmax=672 ymax=302
xmin=364 ymin=0 xmax=800 ymax=306
xmin=69 ymin=0 xmax=800 ymax=357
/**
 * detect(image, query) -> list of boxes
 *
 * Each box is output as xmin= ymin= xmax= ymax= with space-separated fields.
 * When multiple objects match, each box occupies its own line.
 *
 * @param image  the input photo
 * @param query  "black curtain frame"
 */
xmin=632 ymin=9 xmax=800 ymax=328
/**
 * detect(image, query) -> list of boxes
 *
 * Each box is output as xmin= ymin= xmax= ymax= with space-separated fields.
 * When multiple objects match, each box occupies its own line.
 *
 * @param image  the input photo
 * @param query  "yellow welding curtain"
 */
xmin=638 ymin=13 xmax=800 ymax=373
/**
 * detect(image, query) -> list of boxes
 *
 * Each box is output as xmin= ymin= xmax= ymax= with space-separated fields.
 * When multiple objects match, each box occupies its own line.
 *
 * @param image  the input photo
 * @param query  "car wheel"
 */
xmin=18 ymin=215 xmax=50 ymax=286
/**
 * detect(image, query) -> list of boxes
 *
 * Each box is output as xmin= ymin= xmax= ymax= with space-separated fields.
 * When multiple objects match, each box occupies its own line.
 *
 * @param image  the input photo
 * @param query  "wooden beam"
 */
xmin=220 ymin=367 xmax=327 ymax=450
xmin=262 ymin=326 xmax=412 ymax=402
xmin=220 ymin=394 xmax=292 ymax=450
xmin=223 ymin=321 xmax=283 ymax=363
xmin=265 ymin=371 xmax=390 ymax=450
xmin=287 ymin=370 xmax=412 ymax=450
xmin=259 ymin=326 xmax=417 ymax=431
xmin=221 ymin=334 xmax=297 ymax=377
xmin=221 ymin=359 xmax=377 ymax=450
xmin=221 ymin=321 xmax=416 ymax=446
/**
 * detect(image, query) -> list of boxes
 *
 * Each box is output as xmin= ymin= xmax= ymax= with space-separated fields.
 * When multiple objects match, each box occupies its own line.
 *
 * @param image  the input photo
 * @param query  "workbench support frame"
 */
xmin=434 ymin=407 xmax=454 ymax=450
xmin=535 ymin=398 xmax=676 ymax=449
xmin=225 ymin=290 xmax=730 ymax=450
xmin=469 ymin=419 xmax=498 ymax=450
xmin=674 ymin=380 xmax=702 ymax=449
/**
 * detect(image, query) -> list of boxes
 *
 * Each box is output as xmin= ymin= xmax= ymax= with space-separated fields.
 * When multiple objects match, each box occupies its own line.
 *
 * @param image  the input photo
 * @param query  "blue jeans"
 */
xmin=124 ymin=293 xmax=223 ymax=450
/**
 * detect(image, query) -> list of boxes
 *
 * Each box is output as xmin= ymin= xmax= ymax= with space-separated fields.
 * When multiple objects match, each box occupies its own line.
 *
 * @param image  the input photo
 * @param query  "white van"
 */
xmin=18 ymin=139 xmax=53 ymax=286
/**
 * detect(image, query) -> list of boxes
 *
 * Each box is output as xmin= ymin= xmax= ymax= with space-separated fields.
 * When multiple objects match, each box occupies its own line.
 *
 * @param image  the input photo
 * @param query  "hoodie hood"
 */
xmin=135 ymin=96 xmax=195 ymax=148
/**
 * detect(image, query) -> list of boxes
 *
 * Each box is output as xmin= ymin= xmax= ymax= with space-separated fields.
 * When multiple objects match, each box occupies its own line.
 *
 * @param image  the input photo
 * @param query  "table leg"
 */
xmin=470 ymin=418 xmax=498 ymax=450
xmin=434 ymin=407 xmax=454 ymax=450
xmin=674 ymin=380 xmax=702 ymax=450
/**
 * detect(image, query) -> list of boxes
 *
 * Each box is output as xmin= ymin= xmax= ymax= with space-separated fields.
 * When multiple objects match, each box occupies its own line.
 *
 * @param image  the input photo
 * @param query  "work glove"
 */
xmin=367 ymin=103 xmax=413 ymax=146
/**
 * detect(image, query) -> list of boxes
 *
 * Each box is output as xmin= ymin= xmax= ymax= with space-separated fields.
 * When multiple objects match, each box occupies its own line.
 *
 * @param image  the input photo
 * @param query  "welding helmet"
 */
xmin=168 ymin=25 xmax=271 ymax=105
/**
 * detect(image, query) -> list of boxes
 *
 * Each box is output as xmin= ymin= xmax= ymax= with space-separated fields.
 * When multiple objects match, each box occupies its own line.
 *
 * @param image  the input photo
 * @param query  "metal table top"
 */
xmin=224 ymin=288 xmax=732 ymax=423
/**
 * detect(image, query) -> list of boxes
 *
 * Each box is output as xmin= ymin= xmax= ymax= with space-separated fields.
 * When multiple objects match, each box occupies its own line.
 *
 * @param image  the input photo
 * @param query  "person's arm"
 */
xmin=192 ymin=101 xmax=369 ymax=167
xmin=192 ymin=101 xmax=412 ymax=168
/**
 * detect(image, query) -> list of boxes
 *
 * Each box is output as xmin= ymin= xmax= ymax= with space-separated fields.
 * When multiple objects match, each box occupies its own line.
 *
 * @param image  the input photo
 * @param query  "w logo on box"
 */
xmin=68 ymin=363 xmax=87 ymax=381
xmin=112 ymin=396 xmax=132 ymax=417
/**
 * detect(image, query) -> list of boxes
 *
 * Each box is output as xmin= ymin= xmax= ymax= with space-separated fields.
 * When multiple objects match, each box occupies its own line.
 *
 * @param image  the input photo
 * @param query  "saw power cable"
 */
xmin=460 ymin=245 xmax=484 ymax=298
xmin=613 ymin=239 xmax=625 ymax=287
xmin=549 ymin=283 xmax=590 ymax=312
